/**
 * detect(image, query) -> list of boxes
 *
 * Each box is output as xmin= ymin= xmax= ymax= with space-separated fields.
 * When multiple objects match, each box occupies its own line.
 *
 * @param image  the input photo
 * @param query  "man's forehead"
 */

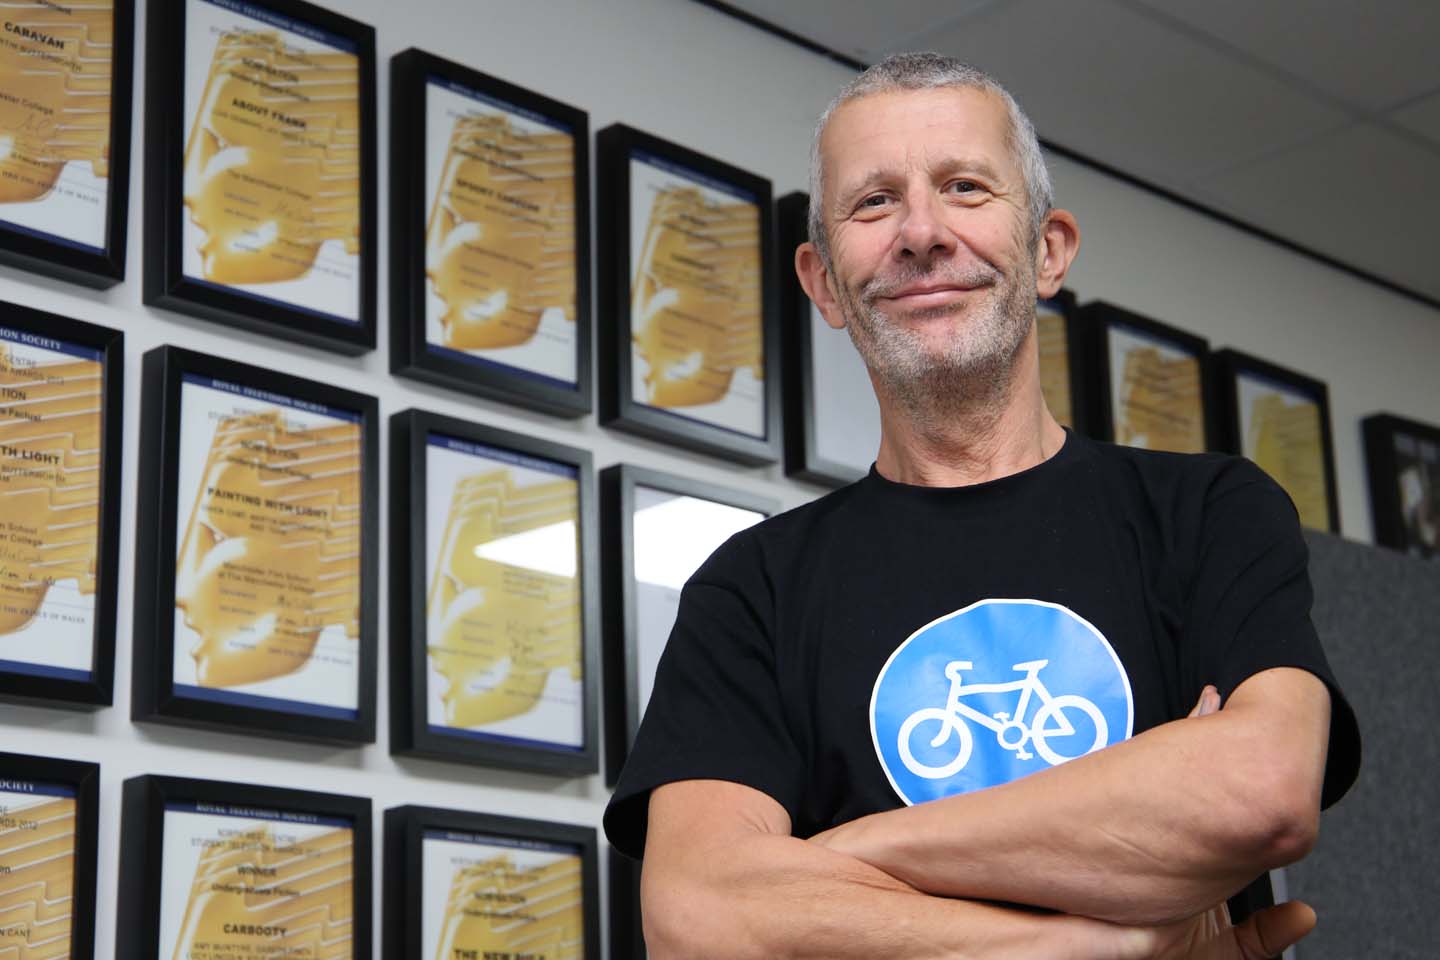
xmin=820 ymin=86 xmax=1013 ymax=183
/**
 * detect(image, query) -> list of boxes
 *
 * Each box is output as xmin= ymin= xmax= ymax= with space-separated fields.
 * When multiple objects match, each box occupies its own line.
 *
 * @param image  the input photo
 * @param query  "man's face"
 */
xmin=816 ymin=87 xmax=1040 ymax=400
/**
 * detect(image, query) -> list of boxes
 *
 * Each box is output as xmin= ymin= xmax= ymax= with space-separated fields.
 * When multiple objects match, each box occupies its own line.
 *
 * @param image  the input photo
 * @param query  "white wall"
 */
xmin=0 ymin=1 xmax=1434 ymax=956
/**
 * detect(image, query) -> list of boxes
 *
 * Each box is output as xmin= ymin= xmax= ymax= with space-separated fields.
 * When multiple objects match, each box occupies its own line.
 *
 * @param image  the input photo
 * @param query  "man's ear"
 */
xmin=796 ymin=242 xmax=847 ymax=331
xmin=1035 ymin=208 xmax=1080 ymax=299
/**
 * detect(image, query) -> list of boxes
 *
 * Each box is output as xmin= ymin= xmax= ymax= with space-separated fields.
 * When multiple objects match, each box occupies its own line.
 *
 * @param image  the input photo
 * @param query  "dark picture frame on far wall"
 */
xmin=1211 ymin=349 xmax=1340 ymax=533
xmin=1362 ymin=413 xmax=1440 ymax=559
xmin=389 ymin=408 xmax=600 ymax=775
xmin=1078 ymin=301 xmax=1214 ymax=454
xmin=143 ymin=0 xmax=378 ymax=354
xmin=383 ymin=805 xmax=599 ymax=960
xmin=130 ymin=345 xmax=379 ymax=744
xmin=1035 ymin=288 xmax=1097 ymax=439
xmin=597 ymin=123 xmax=781 ymax=465
xmin=390 ymin=48 xmax=592 ymax=416
xmin=0 ymin=0 xmax=135 ymax=288
xmin=0 ymin=305 xmax=123 ymax=709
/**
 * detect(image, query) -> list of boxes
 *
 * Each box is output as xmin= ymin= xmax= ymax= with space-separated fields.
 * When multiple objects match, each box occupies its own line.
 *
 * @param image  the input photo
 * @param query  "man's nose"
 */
xmin=895 ymin=193 xmax=955 ymax=263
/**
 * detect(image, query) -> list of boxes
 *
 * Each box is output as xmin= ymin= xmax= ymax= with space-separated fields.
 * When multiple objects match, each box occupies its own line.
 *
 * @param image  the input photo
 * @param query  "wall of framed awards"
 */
xmin=0 ymin=0 xmax=1435 ymax=957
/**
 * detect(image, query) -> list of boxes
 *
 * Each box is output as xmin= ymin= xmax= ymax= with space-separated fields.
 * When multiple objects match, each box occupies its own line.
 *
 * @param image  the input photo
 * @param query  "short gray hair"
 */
xmin=807 ymin=53 xmax=1053 ymax=266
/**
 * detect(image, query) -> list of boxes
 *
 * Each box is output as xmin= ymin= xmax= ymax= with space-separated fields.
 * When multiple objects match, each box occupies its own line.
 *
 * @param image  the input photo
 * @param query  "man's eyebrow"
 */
xmin=831 ymin=157 xmax=1008 ymax=211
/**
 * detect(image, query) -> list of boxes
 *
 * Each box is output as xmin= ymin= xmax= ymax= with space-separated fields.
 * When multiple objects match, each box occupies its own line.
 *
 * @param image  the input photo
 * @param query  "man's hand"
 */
xmin=1140 ymin=900 xmax=1315 ymax=960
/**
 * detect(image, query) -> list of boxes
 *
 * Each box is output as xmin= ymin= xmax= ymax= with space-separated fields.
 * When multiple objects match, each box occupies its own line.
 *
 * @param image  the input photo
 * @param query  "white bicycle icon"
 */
xmin=897 ymin=659 xmax=1108 ymax=779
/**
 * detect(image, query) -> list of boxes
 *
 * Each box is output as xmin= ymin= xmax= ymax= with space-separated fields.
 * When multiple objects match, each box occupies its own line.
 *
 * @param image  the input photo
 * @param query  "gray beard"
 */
xmin=839 ymin=258 xmax=1036 ymax=433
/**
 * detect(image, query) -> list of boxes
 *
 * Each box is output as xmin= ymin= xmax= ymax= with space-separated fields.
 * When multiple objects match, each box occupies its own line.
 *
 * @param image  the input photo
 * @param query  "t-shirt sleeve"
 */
xmin=1182 ymin=459 xmax=1361 ymax=809
xmin=603 ymin=533 xmax=805 ymax=860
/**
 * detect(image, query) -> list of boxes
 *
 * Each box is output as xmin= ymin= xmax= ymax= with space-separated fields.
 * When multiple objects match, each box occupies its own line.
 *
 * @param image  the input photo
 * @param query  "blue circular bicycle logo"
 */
xmin=870 ymin=598 xmax=1134 ymax=805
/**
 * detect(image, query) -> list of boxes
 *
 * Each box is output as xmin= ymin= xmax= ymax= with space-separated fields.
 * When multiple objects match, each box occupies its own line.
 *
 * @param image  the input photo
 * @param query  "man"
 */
xmin=604 ymin=53 xmax=1360 ymax=959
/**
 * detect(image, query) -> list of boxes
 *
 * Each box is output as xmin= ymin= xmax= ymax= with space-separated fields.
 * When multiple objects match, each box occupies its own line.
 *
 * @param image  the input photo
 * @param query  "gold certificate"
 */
xmin=181 ymin=0 xmax=361 ymax=324
xmin=1035 ymin=300 xmax=1072 ymax=429
xmin=158 ymin=802 xmax=353 ymax=960
xmin=629 ymin=155 xmax=763 ymax=437
xmin=424 ymin=80 xmax=577 ymax=384
xmin=172 ymin=375 xmax=362 ymax=718
xmin=1238 ymin=373 xmax=1330 ymax=530
xmin=1109 ymin=326 xmax=1205 ymax=453
xmin=422 ymin=830 xmax=583 ymax=960
xmin=425 ymin=435 xmax=582 ymax=749
xmin=0 ymin=782 xmax=77 ymax=953
xmin=0 ymin=328 xmax=102 ymax=680
xmin=0 ymin=0 xmax=113 ymax=250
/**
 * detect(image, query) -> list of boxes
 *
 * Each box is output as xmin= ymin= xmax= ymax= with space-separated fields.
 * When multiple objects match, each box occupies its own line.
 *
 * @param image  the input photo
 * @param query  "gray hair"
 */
xmin=807 ymin=53 xmax=1053 ymax=266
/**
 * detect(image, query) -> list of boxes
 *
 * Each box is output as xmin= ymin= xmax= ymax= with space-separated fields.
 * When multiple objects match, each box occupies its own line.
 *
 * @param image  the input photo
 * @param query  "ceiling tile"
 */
xmin=717 ymin=0 xmax=984 ymax=63
xmin=1192 ymin=123 xmax=1440 ymax=302
xmin=909 ymin=0 xmax=1348 ymax=184
xmin=1390 ymin=91 xmax=1440 ymax=146
xmin=1126 ymin=0 xmax=1440 ymax=112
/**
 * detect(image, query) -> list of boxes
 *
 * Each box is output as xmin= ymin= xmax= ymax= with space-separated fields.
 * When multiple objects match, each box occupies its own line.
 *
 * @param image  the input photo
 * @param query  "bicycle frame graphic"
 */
xmin=898 ymin=659 xmax=1108 ymax=779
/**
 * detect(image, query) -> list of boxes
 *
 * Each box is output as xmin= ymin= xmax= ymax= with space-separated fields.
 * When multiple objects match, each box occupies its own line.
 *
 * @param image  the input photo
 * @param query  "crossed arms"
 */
xmin=640 ymin=667 xmax=1332 ymax=960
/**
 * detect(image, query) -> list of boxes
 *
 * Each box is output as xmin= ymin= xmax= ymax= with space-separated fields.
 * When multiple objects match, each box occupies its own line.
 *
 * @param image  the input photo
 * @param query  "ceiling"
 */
xmin=709 ymin=0 xmax=1440 ymax=308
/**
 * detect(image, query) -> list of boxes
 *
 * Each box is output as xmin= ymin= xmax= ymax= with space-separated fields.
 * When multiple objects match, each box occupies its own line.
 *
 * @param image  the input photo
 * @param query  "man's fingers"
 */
xmin=1232 ymin=901 xmax=1317 ymax=959
xmin=1187 ymin=685 xmax=1220 ymax=719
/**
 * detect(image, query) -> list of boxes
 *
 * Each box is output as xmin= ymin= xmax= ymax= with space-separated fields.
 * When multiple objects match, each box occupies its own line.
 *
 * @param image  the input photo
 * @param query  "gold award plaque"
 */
xmin=0 ymin=0 xmax=112 ymax=246
xmin=1035 ymin=302 xmax=1072 ymax=429
xmin=430 ymin=839 xmax=582 ymax=960
xmin=427 ymin=464 xmax=580 ymax=734
xmin=1242 ymin=383 xmax=1328 ymax=530
xmin=0 ymin=336 xmax=102 ymax=658
xmin=1112 ymin=332 xmax=1205 ymax=453
xmin=169 ymin=815 xmax=353 ymax=960
xmin=182 ymin=16 xmax=359 ymax=291
xmin=425 ymin=105 xmax=575 ymax=352
xmin=0 ymin=787 xmax=77 ymax=954
xmin=175 ymin=400 xmax=361 ymax=696
xmin=631 ymin=171 xmax=762 ymax=413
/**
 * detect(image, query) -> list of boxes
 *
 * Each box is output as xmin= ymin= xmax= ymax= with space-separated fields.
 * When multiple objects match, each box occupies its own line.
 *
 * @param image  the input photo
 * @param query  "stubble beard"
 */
xmin=838 ymin=253 xmax=1037 ymax=433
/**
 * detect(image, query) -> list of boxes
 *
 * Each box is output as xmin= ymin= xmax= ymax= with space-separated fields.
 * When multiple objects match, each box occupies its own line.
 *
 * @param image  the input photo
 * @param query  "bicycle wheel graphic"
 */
xmin=1030 ymin=695 xmax=1107 ymax=766
xmin=897 ymin=707 xmax=974 ymax=779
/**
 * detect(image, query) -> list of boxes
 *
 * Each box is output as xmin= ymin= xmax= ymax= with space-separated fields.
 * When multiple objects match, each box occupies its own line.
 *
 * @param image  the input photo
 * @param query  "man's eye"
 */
xmin=948 ymin=180 xmax=979 ymax=194
xmin=859 ymin=194 xmax=889 ymax=208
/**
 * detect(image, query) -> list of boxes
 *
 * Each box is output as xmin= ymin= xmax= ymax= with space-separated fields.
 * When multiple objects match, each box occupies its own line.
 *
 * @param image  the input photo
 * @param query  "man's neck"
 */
xmin=871 ymin=338 xmax=1066 ymax=488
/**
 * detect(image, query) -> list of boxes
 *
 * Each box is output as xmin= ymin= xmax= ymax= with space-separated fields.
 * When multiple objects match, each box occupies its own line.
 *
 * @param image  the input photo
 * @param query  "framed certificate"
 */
xmin=776 ymin=191 xmax=877 ymax=487
xmin=142 ymin=0 xmax=377 ymax=354
xmin=390 ymin=408 xmax=599 ymax=774
xmin=383 ymin=805 xmax=598 ymax=960
xmin=1362 ymin=413 xmax=1440 ymax=559
xmin=131 ymin=345 xmax=378 ymax=743
xmin=117 ymin=774 xmax=371 ymax=960
xmin=0 ymin=305 xmax=121 ymax=708
xmin=1035 ymin=288 xmax=1095 ymax=437
xmin=597 ymin=123 xmax=779 ymax=465
xmin=0 ymin=751 xmax=99 ymax=960
xmin=0 ymin=0 xmax=134 ymax=288
xmin=608 ymin=848 xmax=644 ymax=960
xmin=600 ymin=464 xmax=774 ymax=785
xmin=390 ymin=49 xmax=591 ymax=417
xmin=1081 ymin=301 xmax=1214 ymax=453
xmin=1212 ymin=349 xmax=1339 ymax=533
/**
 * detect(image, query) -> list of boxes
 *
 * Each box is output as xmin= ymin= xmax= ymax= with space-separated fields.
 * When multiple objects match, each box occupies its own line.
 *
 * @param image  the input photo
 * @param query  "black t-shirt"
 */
xmin=604 ymin=432 xmax=1361 ymax=919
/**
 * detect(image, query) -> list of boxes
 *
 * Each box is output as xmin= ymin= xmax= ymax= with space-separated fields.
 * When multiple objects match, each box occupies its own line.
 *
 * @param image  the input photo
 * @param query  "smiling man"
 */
xmin=604 ymin=53 xmax=1360 ymax=959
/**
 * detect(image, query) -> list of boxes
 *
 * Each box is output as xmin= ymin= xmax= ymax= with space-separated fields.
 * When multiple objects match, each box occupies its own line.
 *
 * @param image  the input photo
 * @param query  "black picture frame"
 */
xmin=1077 ymin=301 xmax=1215 ymax=453
xmin=0 ymin=305 xmax=121 ymax=708
xmin=1035 ymin=288 xmax=1097 ymax=438
xmin=117 ymin=774 xmax=371 ymax=960
xmin=390 ymin=408 xmax=600 ymax=774
xmin=131 ymin=345 xmax=379 ymax=744
xmin=608 ymin=847 xmax=645 ymax=960
xmin=597 ymin=123 xmax=780 ymax=465
xmin=1211 ymin=348 xmax=1340 ymax=533
xmin=0 ymin=1 xmax=135 ymax=288
xmin=390 ymin=49 xmax=592 ymax=417
xmin=600 ymin=463 xmax=776 ymax=786
xmin=383 ymin=805 xmax=599 ymax=960
xmin=142 ymin=0 xmax=377 ymax=354
xmin=775 ymin=191 xmax=876 ymax=487
xmin=0 ymin=751 xmax=99 ymax=960
xmin=1362 ymin=413 xmax=1440 ymax=559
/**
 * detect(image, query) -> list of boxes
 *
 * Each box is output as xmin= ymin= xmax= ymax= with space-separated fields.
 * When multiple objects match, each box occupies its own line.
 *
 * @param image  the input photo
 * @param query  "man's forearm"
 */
xmin=813 ymin=669 xmax=1331 ymax=926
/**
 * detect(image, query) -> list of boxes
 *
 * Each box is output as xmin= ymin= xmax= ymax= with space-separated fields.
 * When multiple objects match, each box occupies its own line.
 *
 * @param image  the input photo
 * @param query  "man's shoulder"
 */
xmin=692 ymin=477 xmax=872 ymax=582
xmin=1072 ymin=433 xmax=1278 ymax=505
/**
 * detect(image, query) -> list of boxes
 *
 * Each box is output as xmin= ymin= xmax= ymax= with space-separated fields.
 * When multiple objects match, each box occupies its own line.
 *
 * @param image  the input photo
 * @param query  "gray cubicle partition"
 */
xmin=1288 ymin=531 xmax=1438 ymax=959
